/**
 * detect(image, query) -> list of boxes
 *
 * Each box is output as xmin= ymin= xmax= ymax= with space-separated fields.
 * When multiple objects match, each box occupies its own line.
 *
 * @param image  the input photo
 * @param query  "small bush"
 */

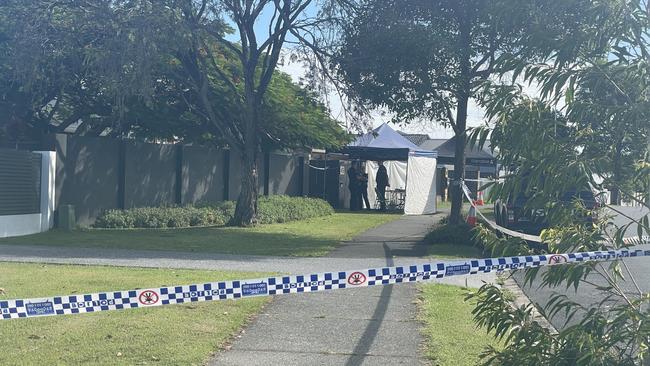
xmin=93 ymin=209 xmax=135 ymax=229
xmin=93 ymin=196 xmax=333 ymax=229
xmin=94 ymin=206 xmax=229 ymax=229
xmin=257 ymin=195 xmax=334 ymax=224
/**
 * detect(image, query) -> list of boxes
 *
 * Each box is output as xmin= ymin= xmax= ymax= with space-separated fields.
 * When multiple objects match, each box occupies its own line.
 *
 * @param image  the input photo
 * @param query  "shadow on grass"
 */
xmin=0 ymin=228 xmax=336 ymax=257
xmin=0 ymin=213 xmax=402 ymax=257
xmin=423 ymin=221 xmax=487 ymax=259
xmin=334 ymin=209 xmax=403 ymax=215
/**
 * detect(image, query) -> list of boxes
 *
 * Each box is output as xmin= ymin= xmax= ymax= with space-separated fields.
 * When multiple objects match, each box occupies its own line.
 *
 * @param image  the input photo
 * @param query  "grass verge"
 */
xmin=423 ymin=221 xmax=486 ymax=259
xmin=0 ymin=212 xmax=400 ymax=257
xmin=0 ymin=262 xmax=271 ymax=365
xmin=417 ymin=284 xmax=500 ymax=366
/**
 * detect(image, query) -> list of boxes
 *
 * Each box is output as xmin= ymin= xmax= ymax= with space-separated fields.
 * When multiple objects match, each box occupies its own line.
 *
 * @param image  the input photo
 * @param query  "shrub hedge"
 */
xmin=93 ymin=195 xmax=334 ymax=229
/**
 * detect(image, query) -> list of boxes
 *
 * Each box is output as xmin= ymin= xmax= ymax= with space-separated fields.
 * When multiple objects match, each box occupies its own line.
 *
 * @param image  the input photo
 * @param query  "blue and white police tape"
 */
xmin=460 ymin=181 xmax=650 ymax=246
xmin=2 ymin=249 xmax=649 ymax=321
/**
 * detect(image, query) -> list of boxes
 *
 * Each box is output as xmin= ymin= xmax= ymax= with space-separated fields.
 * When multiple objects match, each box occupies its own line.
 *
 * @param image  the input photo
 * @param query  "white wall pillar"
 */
xmin=36 ymin=151 xmax=56 ymax=232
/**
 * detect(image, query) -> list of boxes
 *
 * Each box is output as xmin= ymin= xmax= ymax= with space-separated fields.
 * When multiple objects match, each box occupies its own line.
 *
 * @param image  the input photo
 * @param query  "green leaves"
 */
xmin=467 ymin=0 xmax=650 ymax=363
xmin=469 ymin=280 xmax=650 ymax=365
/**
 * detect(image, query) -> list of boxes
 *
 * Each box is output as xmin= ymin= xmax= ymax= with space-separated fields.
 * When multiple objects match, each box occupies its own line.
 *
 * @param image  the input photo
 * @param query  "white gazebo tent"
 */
xmin=342 ymin=123 xmax=438 ymax=215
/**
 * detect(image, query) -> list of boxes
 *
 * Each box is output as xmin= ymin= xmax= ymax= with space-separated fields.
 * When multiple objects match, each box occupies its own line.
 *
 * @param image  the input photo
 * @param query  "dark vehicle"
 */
xmin=494 ymin=189 xmax=599 ymax=234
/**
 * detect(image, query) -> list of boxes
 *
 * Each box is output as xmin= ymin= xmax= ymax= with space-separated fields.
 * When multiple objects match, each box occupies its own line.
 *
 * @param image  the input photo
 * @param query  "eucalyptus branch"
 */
xmin=605 ymin=204 xmax=647 ymax=227
xmin=197 ymin=0 xmax=208 ymax=20
xmin=210 ymin=33 xmax=243 ymax=58
xmin=620 ymin=260 xmax=644 ymax=298
xmin=442 ymin=102 xmax=458 ymax=130
xmin=593 ymin=263 xmax=635 ymax=308
xmin=200 ymin=42 xmax=243 ymax=99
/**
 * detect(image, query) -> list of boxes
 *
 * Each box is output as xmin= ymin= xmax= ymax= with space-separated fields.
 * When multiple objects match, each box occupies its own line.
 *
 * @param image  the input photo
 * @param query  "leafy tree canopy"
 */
xmin=467 ymin=1 xmax=650 ymax=364
xmin=0 ymin=0 xmax=347 ymax=151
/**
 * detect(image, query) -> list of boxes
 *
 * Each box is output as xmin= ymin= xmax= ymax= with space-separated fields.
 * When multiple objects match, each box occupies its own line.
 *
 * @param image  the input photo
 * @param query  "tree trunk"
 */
xmin=449 ymin=96 xmax=469 ymax=225
xmin=610 ymin=187 xmax=620 ymax=206
xmin=449 ymin=7 xmax=471 ymax=225
xmin=233 ymin=73 xmax=260 ymax=226
xmin=233 ymin=143 xmax=259 ymax=226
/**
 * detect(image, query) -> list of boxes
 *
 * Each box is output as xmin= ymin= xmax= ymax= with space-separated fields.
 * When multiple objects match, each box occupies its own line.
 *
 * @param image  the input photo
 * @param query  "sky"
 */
xmin=278 ymin=58 xmax=487 ymax=139
xmin=225 ymin=2 xmax=488 ymax=139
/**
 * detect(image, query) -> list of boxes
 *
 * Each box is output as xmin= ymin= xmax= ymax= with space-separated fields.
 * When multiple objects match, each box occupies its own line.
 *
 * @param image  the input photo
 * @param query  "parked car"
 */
xmin=494 ymin=189 xmax=599 ymax=234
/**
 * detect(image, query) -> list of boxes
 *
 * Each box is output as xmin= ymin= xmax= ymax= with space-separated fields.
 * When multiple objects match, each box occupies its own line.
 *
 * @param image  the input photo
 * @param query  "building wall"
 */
xmin=0 ymin=149 xmax=41 ymax=215
xmin=0 ymin=150 xmax=55 ymax=238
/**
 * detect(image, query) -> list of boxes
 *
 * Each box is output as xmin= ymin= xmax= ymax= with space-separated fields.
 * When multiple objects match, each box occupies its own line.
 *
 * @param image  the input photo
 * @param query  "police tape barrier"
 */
xmin=461 ymin=182 xmax=544 ymax=242
xmin=460 ymin=182 xmax=650 ymax=246
xmin=2 ymin=249 xmax=649 ymax=321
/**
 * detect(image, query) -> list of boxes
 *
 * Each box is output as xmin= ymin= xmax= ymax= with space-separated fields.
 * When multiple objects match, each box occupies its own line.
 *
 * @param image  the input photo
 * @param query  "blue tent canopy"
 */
xmin=342 ymin=123 xmax=436 ymax=161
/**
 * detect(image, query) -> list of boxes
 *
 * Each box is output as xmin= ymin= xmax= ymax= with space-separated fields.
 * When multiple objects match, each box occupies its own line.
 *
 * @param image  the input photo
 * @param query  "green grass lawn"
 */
xmin=0 ymin=262 xmax=271 ymax=365
xmin=0 ymin=212 xmax=400 ymax=257
xmin=437 ymin=199 xmax=452 ymax=210
xmin=418 ymin=284 xmax=500 ymax=366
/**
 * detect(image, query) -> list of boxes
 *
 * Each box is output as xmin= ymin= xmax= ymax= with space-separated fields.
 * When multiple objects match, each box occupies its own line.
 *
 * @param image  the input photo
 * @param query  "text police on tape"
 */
xmin=1 ymin=248 xmax=648 ymax=320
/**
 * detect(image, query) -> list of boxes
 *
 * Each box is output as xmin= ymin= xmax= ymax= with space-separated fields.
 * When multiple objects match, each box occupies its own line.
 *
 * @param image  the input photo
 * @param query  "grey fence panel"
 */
xmin=124 ymin=142 xmax=177 ymax=208
xmin=182 ymin=146 xmax=225 ymax=204
xmin=268 ymin=153 xmax=302 ymax=196
xmin=56 ymin=135 xmax=121 ymax=225
xmin=54 ymin=135 xmax=308 ymax=225
xmin=227 ymin=147 xmax=242 ymax=200
xmin=226 ymin=147 xmax=265 ymax=201
xmin=0 ymin=149 xmax=41 ymax=215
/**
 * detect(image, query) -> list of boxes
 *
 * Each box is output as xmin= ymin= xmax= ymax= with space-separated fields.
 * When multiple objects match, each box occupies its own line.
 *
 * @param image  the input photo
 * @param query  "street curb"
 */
xmin=500 ymin=276 xmax=558 ymax=334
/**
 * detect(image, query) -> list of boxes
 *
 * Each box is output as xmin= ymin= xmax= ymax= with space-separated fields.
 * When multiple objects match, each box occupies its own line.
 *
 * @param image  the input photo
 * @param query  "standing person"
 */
xmin=359 ymin=170 xmax=371 ymax=210
xmin=440 ymin=167 xmax=449 ymax=202
xmin=375 ymin=161 xmax=389 ymax=211
xmin=347 ymin=163 xmax=359 ymax=211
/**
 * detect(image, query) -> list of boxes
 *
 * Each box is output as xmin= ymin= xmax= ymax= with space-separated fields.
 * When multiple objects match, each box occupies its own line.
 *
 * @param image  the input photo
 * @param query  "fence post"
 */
xmin=264 ymin=152 xmax=270 ymax=196
xmin=298 ymin=156 xmax=305 ymax=196
xmin=175 ymin=145 xmax=184 ymax=205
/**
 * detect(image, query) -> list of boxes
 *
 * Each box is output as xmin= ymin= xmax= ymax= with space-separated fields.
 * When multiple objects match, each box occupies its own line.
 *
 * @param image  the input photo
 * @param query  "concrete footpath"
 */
xmin=210 ymin=215 xmax=495 ymax=366
xmin=0 ymin=214 xmax=496 ymax=365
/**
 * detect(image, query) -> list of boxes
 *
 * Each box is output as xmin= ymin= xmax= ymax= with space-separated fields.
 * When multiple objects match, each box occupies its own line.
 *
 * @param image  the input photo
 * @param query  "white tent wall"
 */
xmin=365 ymin=161 xmax=407 ymax=208
xmin=404 ymin=156 xmax=437 ymax=215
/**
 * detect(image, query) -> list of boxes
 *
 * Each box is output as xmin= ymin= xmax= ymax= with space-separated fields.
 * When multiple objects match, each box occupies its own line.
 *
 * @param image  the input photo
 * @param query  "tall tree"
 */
xmin=116 ymin=0 xmax=338 ymax=226
xmin=570 ymin=68 xmax=648 ymax=205
xmin=335 ymin=0 xmax=532 ymax=224
xmin=1 ymin=1 xmax=348 ymax=223
xmin=467 ymin=1 xmax=650 ymax=363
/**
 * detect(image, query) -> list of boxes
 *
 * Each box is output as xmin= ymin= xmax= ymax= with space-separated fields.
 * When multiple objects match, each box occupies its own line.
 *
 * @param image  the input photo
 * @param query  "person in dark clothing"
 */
xmin=359 ymin=171 xmax=371 ymax=210
xmin=347 ymin=164 xmax=360 ymax=211
xmin=375 ymin=161 xmax=389 ymax=211
xmin=440 ymin=167 xmax=449 ymax=202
